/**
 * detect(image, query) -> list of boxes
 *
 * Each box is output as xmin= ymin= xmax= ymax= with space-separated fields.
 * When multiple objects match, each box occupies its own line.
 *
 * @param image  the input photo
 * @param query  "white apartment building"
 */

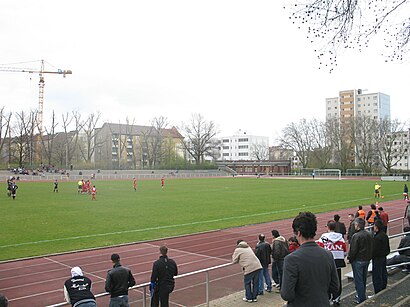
xmin=326 ymin=89 xmax=390 ymax=121
xmin=218 ymin=131 xmax=269 ymax=161
xmin=391 ymin=129 xmax=410 ymax=171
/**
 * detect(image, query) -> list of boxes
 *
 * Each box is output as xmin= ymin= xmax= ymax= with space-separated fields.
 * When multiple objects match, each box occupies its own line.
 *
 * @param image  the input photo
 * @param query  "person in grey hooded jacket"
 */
xmin=232 ymin=240 xmax=262 ymax=302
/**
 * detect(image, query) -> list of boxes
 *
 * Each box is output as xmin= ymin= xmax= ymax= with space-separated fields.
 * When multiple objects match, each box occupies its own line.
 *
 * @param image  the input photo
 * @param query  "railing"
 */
xmin=47 ymin=262 xmax=235 ymax=307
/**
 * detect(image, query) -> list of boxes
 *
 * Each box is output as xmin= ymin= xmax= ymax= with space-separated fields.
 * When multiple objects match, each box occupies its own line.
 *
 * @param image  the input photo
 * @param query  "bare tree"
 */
xmin=279 ymin=119 xmax=313 ymax=168
xmin=78 ymin=112 xmax=103 ymax=164
xmin=250 ymin=143 xmax=269 ymax=160
xmin=0 ymin=107 xmax=12 ymax=166
xmin=39 ymin=110 xmax=59 ymax=167
xmin=139 ymin=116 xmax=168 ymax=168
xmin=327 ymin=117 xmax=355 ymax=172
xmin=352 ymin=116 xmax=379 ymax=173
xmin=12 ymin=111 xmax=36 ymax=167
xmin=180 ymin=114 xmax=218 ymax=165
xmin=286 ymin=0 xmax=410 ymax=70
xmin=309 ymin=118 xmax=333 ymax=168
xmin=61 ymin=111 xmax=83 ymax=169
xmin=377 ymin=118 xmax=407 ymax=172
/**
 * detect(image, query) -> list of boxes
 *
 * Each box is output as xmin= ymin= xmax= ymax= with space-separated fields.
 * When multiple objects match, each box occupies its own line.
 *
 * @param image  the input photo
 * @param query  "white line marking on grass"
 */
xmin=0 ymin=196 xmax=381 ymax=249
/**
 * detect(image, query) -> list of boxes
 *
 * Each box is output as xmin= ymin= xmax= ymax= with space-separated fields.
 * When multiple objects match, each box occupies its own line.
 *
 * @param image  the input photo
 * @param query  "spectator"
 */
xmin=317 ymin=220 xmax=347 ymax=305
xmin=63 ymin=266 xmax=96 ymax=307
xmin=355 ymin=205 xmax=366 ymax=219
xmin=271 ymin=229 xmax=289 ymax=289
xmin=378 ymin=207 xmax=389 ymax=233
xmin=405 ymin=200 xmax=410 ymax=226
xmin=232 ymin=240 xmax=262 ymax=303
xmin=366 ymin=204 xmax=378 ymax=228
xmin=372 ymin=220 xmax=390 ymax=294
xmin=281 ymin=212 xmax=339 ymax=307
xmin=150 ymin=245 xmax=178 ymax=307
xmin=334 ymin=214 xmax=347 ymax=238
xmin=105 ymin=253 xmax=136 ymax=307
xmin=0 ymin=293 xmax=8 ymax=307
xmin=255 ymin=234 xmax=272 ymax=294
xmin=348 ymin=218 xmax=373 ymax=304
xmin=404 ymin=183 xmax=408 ymax=200
xmin=386 ymin=226 xmax=410 ymax=272
xmin=347 ymin=213 xmax=356 ymax=243
xmin=287 ymin=236 xmax=300 ymax=253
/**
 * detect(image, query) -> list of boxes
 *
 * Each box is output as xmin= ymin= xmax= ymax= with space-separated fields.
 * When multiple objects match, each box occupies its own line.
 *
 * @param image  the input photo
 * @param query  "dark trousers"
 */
xmin=271 ymin=259 xmax=284 ymax=286
xmin=332 ymin=268 xmax=342 ymax=300
xmin=372 ymin=257 xmax=388 ymax=294
xmin=151 ymin=289 xmax=170 ymax=307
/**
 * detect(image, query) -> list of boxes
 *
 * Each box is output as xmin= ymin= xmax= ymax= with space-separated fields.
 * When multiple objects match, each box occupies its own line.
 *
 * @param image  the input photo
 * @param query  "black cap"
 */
xmin=111 ymin=253 xmax=120 ymax=261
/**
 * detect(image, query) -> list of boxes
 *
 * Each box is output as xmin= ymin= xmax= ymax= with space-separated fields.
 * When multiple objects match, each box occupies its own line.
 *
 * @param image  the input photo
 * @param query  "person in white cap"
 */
xmin=64 ymin=266 xmax=96 ymax=307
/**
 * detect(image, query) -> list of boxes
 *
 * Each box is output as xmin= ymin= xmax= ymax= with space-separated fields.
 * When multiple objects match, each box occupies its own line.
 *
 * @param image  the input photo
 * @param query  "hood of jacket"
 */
xmin=320 ymin=231 xmax=343 ymax=243
xmin=274 ymin=236 xmax=286 ymax=243
xmin=237 ymin=241 xmax=250 ymax=248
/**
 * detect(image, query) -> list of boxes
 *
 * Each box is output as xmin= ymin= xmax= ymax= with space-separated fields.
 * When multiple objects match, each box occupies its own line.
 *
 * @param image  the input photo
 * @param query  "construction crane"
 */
xmin=0 ymin=59 xmax=72 ymax=133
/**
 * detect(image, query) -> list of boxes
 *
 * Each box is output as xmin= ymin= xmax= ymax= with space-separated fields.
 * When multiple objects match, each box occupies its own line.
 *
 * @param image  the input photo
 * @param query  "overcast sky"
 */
xmin=0 ymin=0 xmax=409 ymax=144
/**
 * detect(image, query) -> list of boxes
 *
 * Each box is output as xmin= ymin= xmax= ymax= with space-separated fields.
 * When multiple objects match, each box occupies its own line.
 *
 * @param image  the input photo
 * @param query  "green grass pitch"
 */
xmin=0 ymin=177 xmax=403 ymax=261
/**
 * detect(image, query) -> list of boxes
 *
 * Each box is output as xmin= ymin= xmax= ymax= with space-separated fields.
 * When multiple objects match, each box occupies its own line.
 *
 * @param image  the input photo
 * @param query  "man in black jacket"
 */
xmin=150 ymin=245 xmax=178 ymax=307
xmin=255 ymin=234 xmax=272 ymax=294
xmin=105 ymin=253 xmax=136 ymax=307
xmin=348 ymin=218 xmax=373 ymax=304
xmin=372 ymin=220 xmax=390 ymax=294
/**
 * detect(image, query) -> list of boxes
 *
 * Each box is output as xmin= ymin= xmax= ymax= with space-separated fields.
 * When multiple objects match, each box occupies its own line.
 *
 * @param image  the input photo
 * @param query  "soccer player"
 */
xmin=91 ymin=186 xmax=96 ymax=200
xmin=133 ymin=177 xmax=137 ymax=191
xmin=161 ymin=177 xmax=165 ymax=189
xmin=10 ymin=182 xmax=18 ymax=200
xmin=53 ymin=179 xmax=59 ymax=193
xmin=77 ymin=180 xmax=83 ymax=194
xmin=374 ymin=182 xmax=381 ymax=198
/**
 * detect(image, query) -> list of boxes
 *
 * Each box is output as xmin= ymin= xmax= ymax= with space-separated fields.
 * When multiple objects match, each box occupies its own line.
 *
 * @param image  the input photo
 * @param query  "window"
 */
xmin=223 ymin=153 xmax=229 ymax=156
xmin=238 ymin=138 xmax=248 ymax=142
xmin=373 ymin=96 xmax=377 ymax=100
xmin=358 ymin=98 xmax=361 ymax=101
xmin=223 ymin=139 xmax=229 ymax=143
xmin=358 ymin=103 xmax=361 ymax=107
xmin=238 ymin=152 xmax=248 ymax=156
xmin=223 ymin=146 xmax=229 ymax=150
xmin=238 ymin=145 xmax=248 ymax=149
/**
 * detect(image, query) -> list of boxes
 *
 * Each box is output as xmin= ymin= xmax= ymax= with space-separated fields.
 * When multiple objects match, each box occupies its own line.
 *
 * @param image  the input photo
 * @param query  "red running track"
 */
xmin=0 ymin=199 xmax=407 ymax=307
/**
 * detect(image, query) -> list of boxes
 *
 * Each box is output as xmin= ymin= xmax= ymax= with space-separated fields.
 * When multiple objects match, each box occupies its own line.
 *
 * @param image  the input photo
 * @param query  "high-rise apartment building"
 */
xmin=326 ymin=89 xmax=390 ymax=121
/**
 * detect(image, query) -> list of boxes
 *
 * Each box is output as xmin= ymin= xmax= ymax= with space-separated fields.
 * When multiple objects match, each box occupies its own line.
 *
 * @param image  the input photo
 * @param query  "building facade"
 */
xmin=93 ymin=123 xmax=184 ymax=169
xmin=326 ymin=89 xmax=390 ymax=122
xmin=218 ymin=131 xmax=269 ymax=161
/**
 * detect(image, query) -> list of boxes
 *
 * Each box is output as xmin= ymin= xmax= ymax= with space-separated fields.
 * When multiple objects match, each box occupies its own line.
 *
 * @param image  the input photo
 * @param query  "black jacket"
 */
xmin=347 ymin=221 xmax=356 ymax=242
xmin=255 ymin=241 xmax=272 ymax=267
xmin=398 ymin=235 xmax=410 ymax=256
xmin=372 ymin=230 xmax=390 ymax=259
xmin=105 ymin=263 xmax=136 ymax=298
xmin=151 ymin=255 xmax=178 ymax=293
xmin=348 ymin=229 xmax=373 ymax=262
xmin=334 ymin=221 xmax=347 ymax=237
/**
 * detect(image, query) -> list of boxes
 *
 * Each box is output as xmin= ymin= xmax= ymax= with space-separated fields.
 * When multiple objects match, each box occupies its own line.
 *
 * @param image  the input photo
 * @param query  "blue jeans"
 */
xmin=351 ymin=260 xmax=370 ymax=303
xmin=109 ymin=295 xmax=129 ymax=307
xmin=372 ymin=257 xmax=387 ymax=294
xmin=244 ymin=269 xmax=261 ymax=300
xmin=259 ymin=266 xmax=272 ymax=293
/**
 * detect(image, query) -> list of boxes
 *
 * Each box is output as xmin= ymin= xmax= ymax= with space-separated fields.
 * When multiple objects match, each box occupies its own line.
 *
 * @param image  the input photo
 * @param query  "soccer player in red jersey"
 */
xmin=91 ymin=186 xmax=96 ymax=200
xmin=133 ymin=177 xmax=137 ymax=191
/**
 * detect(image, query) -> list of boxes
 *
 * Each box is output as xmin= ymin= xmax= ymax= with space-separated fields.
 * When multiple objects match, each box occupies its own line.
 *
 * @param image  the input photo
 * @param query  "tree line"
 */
xmin=279 ymin=117 xmax=409 ymax=173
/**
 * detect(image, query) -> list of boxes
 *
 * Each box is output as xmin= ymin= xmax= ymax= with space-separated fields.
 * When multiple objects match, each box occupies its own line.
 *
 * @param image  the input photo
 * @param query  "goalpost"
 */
xmin=313 ymin=169 xmax=342 ymax=180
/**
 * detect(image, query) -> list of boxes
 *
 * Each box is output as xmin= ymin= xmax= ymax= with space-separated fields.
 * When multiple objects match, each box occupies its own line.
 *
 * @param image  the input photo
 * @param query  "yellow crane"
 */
xmin=0 ymin=59 xmax=72 ymax=133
